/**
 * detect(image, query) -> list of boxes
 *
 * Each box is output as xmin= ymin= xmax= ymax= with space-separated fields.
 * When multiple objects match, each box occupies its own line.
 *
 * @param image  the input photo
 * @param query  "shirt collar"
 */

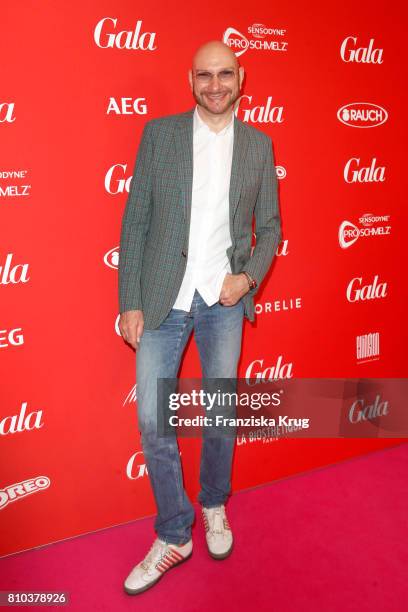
xmin=193 ymin=105 xmax=234 ymax=136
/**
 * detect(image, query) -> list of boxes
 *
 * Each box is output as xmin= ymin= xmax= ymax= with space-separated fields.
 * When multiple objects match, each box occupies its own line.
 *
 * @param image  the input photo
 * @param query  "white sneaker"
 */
xmin=124 ymin=537 xmax=193 ymax=595
xmin=202 ymin=505 xmax=233 ymax=559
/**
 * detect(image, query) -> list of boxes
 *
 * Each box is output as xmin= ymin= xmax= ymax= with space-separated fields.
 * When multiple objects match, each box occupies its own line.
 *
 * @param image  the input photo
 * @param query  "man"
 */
xmin=118 ymin=40 xmax=281 ymax=594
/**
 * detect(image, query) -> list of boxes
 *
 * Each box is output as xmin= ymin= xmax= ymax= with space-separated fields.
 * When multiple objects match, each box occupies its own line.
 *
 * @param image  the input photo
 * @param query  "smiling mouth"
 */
xmin=206 ymin=92 xmax=228 ymax=99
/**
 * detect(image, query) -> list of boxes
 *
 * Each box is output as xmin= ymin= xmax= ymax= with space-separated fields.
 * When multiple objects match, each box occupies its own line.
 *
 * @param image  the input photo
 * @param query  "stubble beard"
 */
xmin=193 ymin=86 xmax=240 ymax=116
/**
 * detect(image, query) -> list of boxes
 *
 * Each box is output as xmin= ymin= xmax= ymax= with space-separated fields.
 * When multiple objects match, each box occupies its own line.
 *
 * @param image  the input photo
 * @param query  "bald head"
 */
xmin=192 ymin=40 xmax=239 ymax=72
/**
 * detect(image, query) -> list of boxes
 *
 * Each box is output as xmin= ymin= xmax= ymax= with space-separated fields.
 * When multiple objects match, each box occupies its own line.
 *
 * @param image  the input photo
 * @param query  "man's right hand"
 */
xmin=119 ymin=310 xmax=144 ymax=350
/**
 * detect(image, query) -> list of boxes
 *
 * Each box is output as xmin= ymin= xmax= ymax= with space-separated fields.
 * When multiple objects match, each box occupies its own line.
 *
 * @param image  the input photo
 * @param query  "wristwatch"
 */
xmin=242 ymin=270 xmax=257 ymax=290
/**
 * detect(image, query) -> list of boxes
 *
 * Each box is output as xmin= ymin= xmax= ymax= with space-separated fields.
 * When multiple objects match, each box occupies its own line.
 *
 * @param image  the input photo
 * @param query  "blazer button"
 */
xmin=181 ymin=250 xmax=187 ymax=257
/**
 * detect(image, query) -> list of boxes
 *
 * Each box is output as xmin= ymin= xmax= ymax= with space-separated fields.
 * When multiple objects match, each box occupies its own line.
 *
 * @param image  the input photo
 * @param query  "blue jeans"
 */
xmin=136 ymin=289 xmax=244 ymax=545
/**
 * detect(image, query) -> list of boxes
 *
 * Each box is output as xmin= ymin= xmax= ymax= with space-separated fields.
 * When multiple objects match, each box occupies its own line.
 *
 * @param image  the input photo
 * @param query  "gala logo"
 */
xmin=340 ymin=36 xmax=383 ymax=64
xmin=93 ymin=17 xmax=157 ymax=51
xmin=346 ymin=275 xmax=387 ymax=302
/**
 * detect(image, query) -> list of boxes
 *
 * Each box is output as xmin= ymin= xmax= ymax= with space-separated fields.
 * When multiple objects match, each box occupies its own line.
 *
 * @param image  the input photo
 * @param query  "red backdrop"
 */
xmin=1 ymin=0 xmax=406 ymax=557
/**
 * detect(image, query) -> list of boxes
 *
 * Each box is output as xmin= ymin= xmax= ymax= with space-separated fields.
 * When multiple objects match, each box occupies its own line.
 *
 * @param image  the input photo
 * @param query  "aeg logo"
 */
xmin=107 ymin=98 xmax=147 ymax=115
xmin=0 ymin=327 xmax=24 ymax=348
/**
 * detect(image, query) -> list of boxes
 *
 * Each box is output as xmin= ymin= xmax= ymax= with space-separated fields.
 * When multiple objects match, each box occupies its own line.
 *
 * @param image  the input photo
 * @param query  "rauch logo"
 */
xmin=337 ymin=103 xmax=388 ymax=128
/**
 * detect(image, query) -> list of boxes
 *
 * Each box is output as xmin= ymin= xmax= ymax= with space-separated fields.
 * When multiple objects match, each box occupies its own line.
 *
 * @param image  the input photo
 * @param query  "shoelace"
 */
xmin=205 ymin=507 xmax=228 ymax=537
xmin=140 ymin=539 xmax=167 ymax=571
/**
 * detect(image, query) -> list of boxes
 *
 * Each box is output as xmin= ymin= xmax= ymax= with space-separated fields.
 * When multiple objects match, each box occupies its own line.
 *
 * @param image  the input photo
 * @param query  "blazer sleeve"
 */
xmin=118 ymin=122 xmax=153 ymax=313
xmin=243 ymin=135 xmax=282 ymax=295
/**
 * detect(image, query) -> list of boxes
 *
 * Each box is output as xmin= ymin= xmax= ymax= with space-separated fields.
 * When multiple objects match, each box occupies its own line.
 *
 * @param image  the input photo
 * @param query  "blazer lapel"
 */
xmin=229 ymin=115 xmax=249 ymax=224
xmin=175 ymin=109 xmax=194 ymax=228
xmin=175 ymin=107 xmax=249 ymax=233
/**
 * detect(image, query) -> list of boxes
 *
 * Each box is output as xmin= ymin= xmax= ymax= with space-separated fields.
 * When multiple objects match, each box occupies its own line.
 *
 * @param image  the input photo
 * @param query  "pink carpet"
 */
xmin=1 ymin=443 xmax=407 ymax=611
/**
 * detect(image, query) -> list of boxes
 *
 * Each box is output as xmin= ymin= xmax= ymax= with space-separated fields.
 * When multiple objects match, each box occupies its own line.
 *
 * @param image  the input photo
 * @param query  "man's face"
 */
xmin=189 ymin=53 xmax=244 ymax=115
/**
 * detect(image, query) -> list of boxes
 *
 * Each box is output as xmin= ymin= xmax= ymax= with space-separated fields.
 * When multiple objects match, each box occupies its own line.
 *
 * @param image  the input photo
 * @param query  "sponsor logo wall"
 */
xmin=0 ymin=1 xmax=405 ymax=556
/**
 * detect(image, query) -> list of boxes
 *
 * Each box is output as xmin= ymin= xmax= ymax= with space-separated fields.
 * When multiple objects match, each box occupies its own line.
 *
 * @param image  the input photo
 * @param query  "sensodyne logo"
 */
xmin=248 ymin=23 xmax=276 ymax=38
xmin=359 ymin=213 xmax=389 ymax=226
xmin=0 ymin=169 xmax=31 ymax=198
xmin=223 ymin=27 xmax=248 ymax=57
xmin=338 ymin=214 xmax=391 ymax=249
xmin=104 ymin=246 xmax=119 ymax=269
xmin=223 ymin=24 xmax=288 ymax=57
xmin=337 ymin=103 xmax=388 ymax=128
xmin=0 ymin=476 xmax=50 ymax=510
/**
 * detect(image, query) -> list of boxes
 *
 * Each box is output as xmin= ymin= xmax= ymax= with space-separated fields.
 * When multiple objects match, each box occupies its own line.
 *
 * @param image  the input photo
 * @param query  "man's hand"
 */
xmin=219 ymin=273 xmax=249 ymax=306
xmin=119 ymin=310 xmax=144 ymax=350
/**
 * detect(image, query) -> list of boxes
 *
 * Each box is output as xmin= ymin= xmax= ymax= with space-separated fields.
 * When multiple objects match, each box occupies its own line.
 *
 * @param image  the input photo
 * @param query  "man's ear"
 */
xmin=188 ymin=69 xmax=193 ymax=91
xmin=238 ymin=66 xmax=245 ymax=89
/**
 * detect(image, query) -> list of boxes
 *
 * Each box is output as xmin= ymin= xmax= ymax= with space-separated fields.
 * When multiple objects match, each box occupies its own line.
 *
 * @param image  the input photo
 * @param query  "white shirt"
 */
xmin=172 ymin=105 xmax=234 ymax=311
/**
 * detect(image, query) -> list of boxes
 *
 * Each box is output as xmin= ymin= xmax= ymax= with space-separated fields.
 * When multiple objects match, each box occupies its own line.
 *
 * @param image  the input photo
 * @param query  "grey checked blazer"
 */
xmin=118 ymin=107 xmax=281 ymax=330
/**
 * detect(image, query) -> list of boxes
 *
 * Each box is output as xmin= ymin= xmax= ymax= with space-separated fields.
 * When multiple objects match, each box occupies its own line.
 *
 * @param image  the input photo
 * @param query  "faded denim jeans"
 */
xmin=135 ymin=289 xmax=244 ymax=545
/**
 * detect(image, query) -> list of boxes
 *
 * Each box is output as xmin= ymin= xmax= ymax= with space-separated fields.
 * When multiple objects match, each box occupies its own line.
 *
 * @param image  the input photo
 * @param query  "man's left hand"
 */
xmin=219 ymin=273 xmax=249 ymax=306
